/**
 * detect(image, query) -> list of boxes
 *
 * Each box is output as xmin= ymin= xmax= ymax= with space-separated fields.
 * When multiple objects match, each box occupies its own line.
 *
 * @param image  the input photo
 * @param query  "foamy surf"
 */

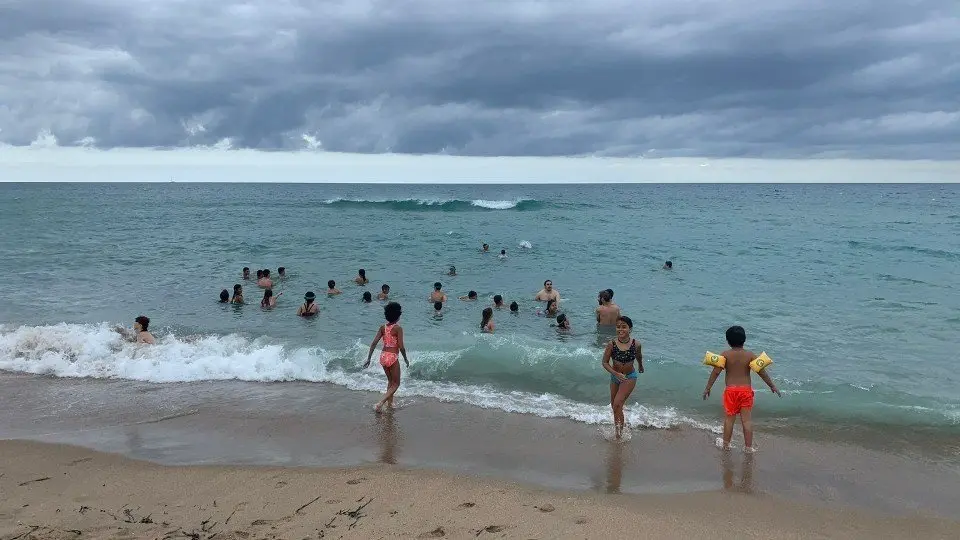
xmin=0 ymin=323 xmax=708 ymax=431
xmin=319 ymin=197 xmax=540 ymax=211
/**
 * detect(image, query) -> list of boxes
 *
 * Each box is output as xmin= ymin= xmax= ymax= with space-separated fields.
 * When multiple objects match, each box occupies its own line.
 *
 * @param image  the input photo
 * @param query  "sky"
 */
xmin=1 ymin=0 xmax=958 ymax=159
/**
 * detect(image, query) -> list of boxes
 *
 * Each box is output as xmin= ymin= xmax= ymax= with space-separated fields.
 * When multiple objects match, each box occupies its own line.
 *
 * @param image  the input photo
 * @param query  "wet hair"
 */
xmin=135 ymin=315 xmax=150 ymax=331
xmin=358 ymin=269 xmax=366 ymax=278
xmin=617 ymin=315 xmax=633 ymax=329
xmin=556 ymin=313 xmax=568 ymax=327
xmin=493 ymin=294 xmax=503 ymax=304
xmin=381 ymin=284 xmax=390 ymax=292
xmin=233 ymin=283 xmax=242 ymax=292
xmin=433 ymin=301 xmax=443 ymax=311
xmin=665 ymin=261 xmax=672 ymax=268
xmin=384 ymin=302 xmax=402 ymax=323
xmin=606 ymin=288 xmax=614 ymax=299
xmin=362 ymin=291 xmax=372 ymax=303
xmin=242 ymin=267 xmax=250 ymax=273
xmin=219 ymin=289 xmax=229 ymax=302
xmin=328 ymin=280 xmax=336 ymax=289
xmin=599 ymin=290 xmax=612 ymax=303
xmin=449 ymin=266 xmax=456 ymax=273
xmin=544 ymin=280 xmax=552 ymax=287
xmin=256 ymin=269 xmax=263 ymax=279
xmin=278 ymin=266 xmax=285 ymax=274
xmin=433 ymin=282 xmax=442 ymax=290
xmin=261 ymin=289 xmax=273 ymax=306
xmin=500 ymin=249 xmax=506 ymax=255
xmin=509 ymin=301 xmax=519 ymax=312
xmin=468 ymin=290 xmax=477 ymax=299
xmin=546 ymin=299 xmax=557 ymax=311
xmin=481 ymin=307 xmax=493 ymax=329
xmin=263 ymin=269 xmax=270 ymax=277
xmin=726 ymin=326 xmax=746 ymax=347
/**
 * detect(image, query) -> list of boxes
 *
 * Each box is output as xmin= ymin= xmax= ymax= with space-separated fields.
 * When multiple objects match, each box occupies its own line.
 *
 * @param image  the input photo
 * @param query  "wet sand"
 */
xmin=3 ymin=440 xmax=959 ymax=540
xmin=1 ymin=373 xmax=959 ymax=530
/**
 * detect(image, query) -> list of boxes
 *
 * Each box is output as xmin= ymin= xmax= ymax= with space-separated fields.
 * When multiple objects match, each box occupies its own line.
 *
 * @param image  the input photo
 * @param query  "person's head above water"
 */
xmin=556 ymin=313 xmax=569 ymax=328
xmin=449 ymin=266 xmax=456 ymax=274
xmin=599 ymin=290 xmax=612 ymax=303
xmin=543 ymin=280 xmax=553 ymax=291
xmin=242 ymin=267 xmax=250 ymax=276
xmin=384 ymin=301 xmax=402 ymax=323
xmin=500 ymin=249 xmax=506 ymax=255
xmin=328 ymin=280 xmax=336 ymax=289
xmin=468 ymin=291 xmax=477 ymax=299
xmin=615 ymin=316 xmax=633 ymax=338
xmin=362 ymin=291 xmax=372 ymax=303
xmin=726 ymin=325 xmax=746 ymax=347
xmin=263 ymin=269 xmax=270 ymax=278
xmin=381 ymin=284 xmax=390 ymax=292
xmin=546 ymin=298 xmax=557 ymax=311
xmin=510 ymin=301 xmax=519 ymax=312
xmin=358 ymin=269 xmax=366 ymax=278
xmin=433 ymin=301 xmax=443 ymax=311
xmin=482 ymin=243 xmax=489 ymax=251
xmin=481 ymin=307 xmax=493 ymax=328
xmin=233 ymin=283 xmax=242 ymax=292
xmin=664 ymin=260 xmax=673 ymax=269
xmin=256 ymin=269 xmax=263 ymax=279
xmin=304 ymin=291 xmax=316 ymax=303
xmin=493 ymin=294 xmax=503 ymax=305
xmin=219 ymin=289 xmax=229 ymax=302
xmin=433 ymin=282 xmax=442 ymax=291
xmin=134 ymin=315 xmax=150 ymax=331
xmin=278 ymin=266 xmax=285 ymax=275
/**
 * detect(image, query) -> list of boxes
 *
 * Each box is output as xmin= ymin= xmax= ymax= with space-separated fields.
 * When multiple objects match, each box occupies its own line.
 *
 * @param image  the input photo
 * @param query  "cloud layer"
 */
xmin=1 ymin=0 xmax=958 ymax=157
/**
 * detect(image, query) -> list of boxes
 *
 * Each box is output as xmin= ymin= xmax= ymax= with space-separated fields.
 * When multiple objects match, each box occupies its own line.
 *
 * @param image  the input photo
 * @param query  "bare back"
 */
xmin=721 ymin=347 xmax=756 ymax=387
xmin=596 ymin=303 xmax=620 ymax=325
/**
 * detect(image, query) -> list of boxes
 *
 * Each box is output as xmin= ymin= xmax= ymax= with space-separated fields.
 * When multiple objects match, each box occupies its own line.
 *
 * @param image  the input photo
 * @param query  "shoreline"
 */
xmin=1 ymin=374 xmax=959 ymax=523
xmin=2 ymin=439 xmax=959 ymax=540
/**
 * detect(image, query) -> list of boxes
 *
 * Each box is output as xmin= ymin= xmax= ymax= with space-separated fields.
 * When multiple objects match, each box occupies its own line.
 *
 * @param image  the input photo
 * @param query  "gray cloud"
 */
xmin=1 ymin=0 xmax=958 ymax=157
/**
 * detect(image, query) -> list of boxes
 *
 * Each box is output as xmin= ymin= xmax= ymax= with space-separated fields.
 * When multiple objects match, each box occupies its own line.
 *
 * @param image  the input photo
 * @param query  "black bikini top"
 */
xmin=611 ymin=339 xmax=638 ymax=364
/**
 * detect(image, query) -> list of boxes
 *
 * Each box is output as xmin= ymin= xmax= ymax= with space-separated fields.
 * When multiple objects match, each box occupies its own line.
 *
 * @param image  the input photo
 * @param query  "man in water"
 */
xmin=596 ymin=290 xmax=621 ymax=327
xmin=258 ymin=269 xmax=273 ymax=288
xmin=277 ymin=267 xmax=286 ymax=279
xmin=481 ymin=243 xmax=490 ymax=252
xmin=663 ymin=260 xmax=673 ymax=270
xmin=499 ymin=249 xmax=507 ymax=260
xmin=242 ymin=267 xmax=251 ymax=280
xmin=430 ymin=282 xmax=448 ymax=303
xmin=115 ymin=315 xmax=155 ymax=344
xmin=447 ymin=266 xmax=457 ymax=276
xmin=535 ymin=280 xmax=560 ymax=302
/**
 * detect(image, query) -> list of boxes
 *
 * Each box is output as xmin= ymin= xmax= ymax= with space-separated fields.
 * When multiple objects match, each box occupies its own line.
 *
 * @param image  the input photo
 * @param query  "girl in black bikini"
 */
xmin=601 ymin=316 xmax=643 ymax=439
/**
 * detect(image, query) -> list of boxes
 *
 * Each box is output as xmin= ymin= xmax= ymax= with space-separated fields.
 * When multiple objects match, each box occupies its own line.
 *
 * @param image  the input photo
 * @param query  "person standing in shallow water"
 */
xmin=297 ymin=291 xmax=318 ymax=316
xmin=364 ymin=302 xmax=409 ymax=413
xmin=480 ymin=307 xmax=495 ymax=333
xmin=354 ymin=269 xmax=368 ymax=285
xmin=231 ymin=284 xmax=244 ymax=304
xmin=601 ymin=316 xmax=643 ymax=440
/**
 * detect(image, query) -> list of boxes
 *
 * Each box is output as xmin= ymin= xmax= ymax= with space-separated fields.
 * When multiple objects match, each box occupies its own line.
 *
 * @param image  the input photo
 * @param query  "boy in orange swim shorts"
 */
xmin=702 ymin=326 xmax=781 ymax=451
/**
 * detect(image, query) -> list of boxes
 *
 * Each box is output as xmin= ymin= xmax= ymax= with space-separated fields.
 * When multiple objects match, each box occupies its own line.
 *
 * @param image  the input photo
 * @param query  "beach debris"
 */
xmin=337 ymin=497 xmax=373 ymax=530
xmin=574 ymin=517 xmax=588 ymax=525
xmin=457 ymin=502 xmax=476 ymax=509
xmin=418 ymin=526 xmax=446 ymax=537
xmin=345 ymin=477 xmax=366 ymax=485
xmin=17 ymin=476 xmax=51 ymax=486
xmin=475 ymin=525 xmax=507 ymax=536
xmin=295 ymin=495 xmax=323 ymax=514
xmin=7 ymin=525 xmax=39 ymax=540
xmin=535 ymin=503 xmax=555 ymax=513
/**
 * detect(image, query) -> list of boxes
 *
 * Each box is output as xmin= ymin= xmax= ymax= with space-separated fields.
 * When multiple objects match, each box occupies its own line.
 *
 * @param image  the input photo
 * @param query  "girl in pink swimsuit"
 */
xmin=364 ymin=302 xmax=409 ymax=412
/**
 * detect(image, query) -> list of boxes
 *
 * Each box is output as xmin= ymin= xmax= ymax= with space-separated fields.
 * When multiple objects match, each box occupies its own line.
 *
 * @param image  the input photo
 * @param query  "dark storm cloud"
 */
xmin=0 ymin=0 xmax=957 ymax=157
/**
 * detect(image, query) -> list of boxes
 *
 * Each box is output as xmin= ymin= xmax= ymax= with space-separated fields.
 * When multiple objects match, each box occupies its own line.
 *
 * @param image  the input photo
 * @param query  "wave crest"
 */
xmin=320 ymin=197 xmax=541 ymax=211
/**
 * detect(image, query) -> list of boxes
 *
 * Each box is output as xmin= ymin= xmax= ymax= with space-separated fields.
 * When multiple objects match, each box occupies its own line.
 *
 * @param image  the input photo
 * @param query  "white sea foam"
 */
xmin=0 ymin=323 xmax=712 ymax=431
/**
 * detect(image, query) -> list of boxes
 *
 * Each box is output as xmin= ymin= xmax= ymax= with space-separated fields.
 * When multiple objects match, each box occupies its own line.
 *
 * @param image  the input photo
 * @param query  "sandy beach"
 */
xmin=2 ymin=439 xmax=958 ymax=540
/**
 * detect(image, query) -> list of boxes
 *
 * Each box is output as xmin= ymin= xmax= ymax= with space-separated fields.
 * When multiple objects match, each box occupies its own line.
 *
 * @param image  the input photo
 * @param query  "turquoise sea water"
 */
xmin=1 ymin=183 xmax=958 ymax=452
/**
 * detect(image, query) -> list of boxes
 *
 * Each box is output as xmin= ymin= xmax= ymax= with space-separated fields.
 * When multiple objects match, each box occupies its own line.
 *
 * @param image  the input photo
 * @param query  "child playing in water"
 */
xmin=377 ymin=284 xmax=390 ymax=300
xmin=480 ymin=307 xmax=495 ymax=333
xmin=702 ymin=326 xmax=781 ymax=451
xmin=364 ymin=302 xmax=410 ymax=412
xmin=601 ymin=316 xmax=642 ymax=439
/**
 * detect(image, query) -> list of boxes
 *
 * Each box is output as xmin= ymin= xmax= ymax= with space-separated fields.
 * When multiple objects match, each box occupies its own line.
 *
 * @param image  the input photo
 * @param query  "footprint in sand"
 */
xmin=346 ymin=478 xmax=367 ymax=485
xmin=457 ymin=502 xmax=476 ymax=509
xmin=326 ymin=499 xmax=341 ymax=504
xmin=418 ymin=526 xmax=446 ymax=538
xmin=574 ymin=517 xmax=588 ymax=525
xmin=535 ymin=504 xmax=555 ymax=513
xmin=481 ymin=525 xmax=506 ymax=534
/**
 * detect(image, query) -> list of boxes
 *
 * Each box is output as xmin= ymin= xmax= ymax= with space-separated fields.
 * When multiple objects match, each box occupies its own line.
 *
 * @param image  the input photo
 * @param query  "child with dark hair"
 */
xmin=377 ymin=284 xmax=390 ymax=300
xmin=509 ymin=301 xmax=519 ymax=313
xmin=601 ymin=315 xmax=642 ymax=439
xmin=362 ymin=291 xmax=373 ymax=303
xmin=480 ymin=307 xmax=494 ymax=333
xmin=327 ymin=280 xmax=342 ymax=295
xmin=219 ymin=289 xmax=230 ymax=303
xmin=459 ymin=291 xmax=478 ymax=301
xmin=493 ymin=294 xmax=504 ymax=308
xmin=702 ymin=326 xmax=781 ymax=452
xmin=354 ymin=269 xmax=368 ymax=285
xmin=364 ymin=302 xmax=409 ymax=412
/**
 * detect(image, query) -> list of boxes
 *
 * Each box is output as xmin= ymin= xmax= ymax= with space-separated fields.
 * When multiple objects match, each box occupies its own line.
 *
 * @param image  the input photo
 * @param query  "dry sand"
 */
xmin=2 ymin=440 xmax=957 ymax=540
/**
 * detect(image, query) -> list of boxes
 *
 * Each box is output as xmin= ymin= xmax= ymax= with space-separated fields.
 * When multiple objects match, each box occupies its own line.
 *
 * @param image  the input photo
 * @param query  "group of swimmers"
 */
xmin=120 ymin=254 xmax=777 ymax=447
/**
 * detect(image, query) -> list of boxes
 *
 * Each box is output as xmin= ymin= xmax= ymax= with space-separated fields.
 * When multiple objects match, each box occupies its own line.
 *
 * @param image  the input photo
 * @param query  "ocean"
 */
xmin=1 ymin=182 xmax=959 ymax=458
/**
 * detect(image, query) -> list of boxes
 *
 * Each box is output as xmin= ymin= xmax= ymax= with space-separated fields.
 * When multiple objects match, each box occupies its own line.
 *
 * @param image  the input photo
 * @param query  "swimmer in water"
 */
xmin=378 ymin=284 xmax=390 ymax=300
xmin=354 ymin=269 xmax=369 ymax=285
xmin=459 ymin=290 xmax=478 ymax=301
xmin=242 ymin=267 xmax=251 ymax=280
xmin=115 ymin=315 xmax=155 ymax=345
xmin=261 ymin=288 xmax=281 ymax=308
xmin=297 ymin=291 xmax=319 ymax=317
xmin=493 ymin=294 xmax=504 ymax=309
xmin=702 ymin=326 xmax=781 ymax=451
xmin=596 ymin=290 xmax=621 ymax=328
xmin=480 ymin=307 xmax=495 ymax=333
xmin=481 ymin=243 xmax=490 ymax=253
xmin=429 ymin=282 xmax=447 ymax=303
xmin=448 ymin=266 xmax=457 ymax=276
xmin=363 ymin=302 xmax=409 ymax=413
xmin=362 ymin=291 xmax=373 ymax=303
xmin=219 ymin=289 xmax=229 ymax=303
xmin=535 ymin=280 xmax=560 ymax=303
xmin=554 ymin=313 xmax=571 ymax=331
xmin=602 ymin=316 xmax=643 ymax=439
xmin=327 ymin=280 xmax=342 ymax=295
xmin=231 ymin=284 xmax=244 ymax=304
xmin=277 ymin=266 xmax=286 ymax=279
xmin=433 ymin=301 xmax=443 ymax=314
xmin=509 ymin=301 xmax=519 ymax=313
xmin=663 ymin=260 xmax=673 ymax=270
xmin=258 ymin=269 xmax=273 ymax=289
xmin=539 ymin=298 xmax=559 ymax=317
xmin=498 ymin=249 xmax=507 ymax=260
xmin=256 ymin=269 xmax=263 ymax=281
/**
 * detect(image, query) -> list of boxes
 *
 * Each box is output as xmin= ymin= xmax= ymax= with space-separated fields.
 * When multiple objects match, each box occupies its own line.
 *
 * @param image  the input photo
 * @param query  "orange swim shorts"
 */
xmin=723 ymin=385 xmax=755 ymax=416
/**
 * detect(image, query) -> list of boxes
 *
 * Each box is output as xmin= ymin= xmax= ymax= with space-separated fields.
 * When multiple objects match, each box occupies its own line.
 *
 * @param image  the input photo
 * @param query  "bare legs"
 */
xmin=609 ymin=379 xmax=637 ymax=439
xmin=721 ymin=407 xmax=753 ymax=450
xmin=376 ymin=362 xmax=402 ymax=413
